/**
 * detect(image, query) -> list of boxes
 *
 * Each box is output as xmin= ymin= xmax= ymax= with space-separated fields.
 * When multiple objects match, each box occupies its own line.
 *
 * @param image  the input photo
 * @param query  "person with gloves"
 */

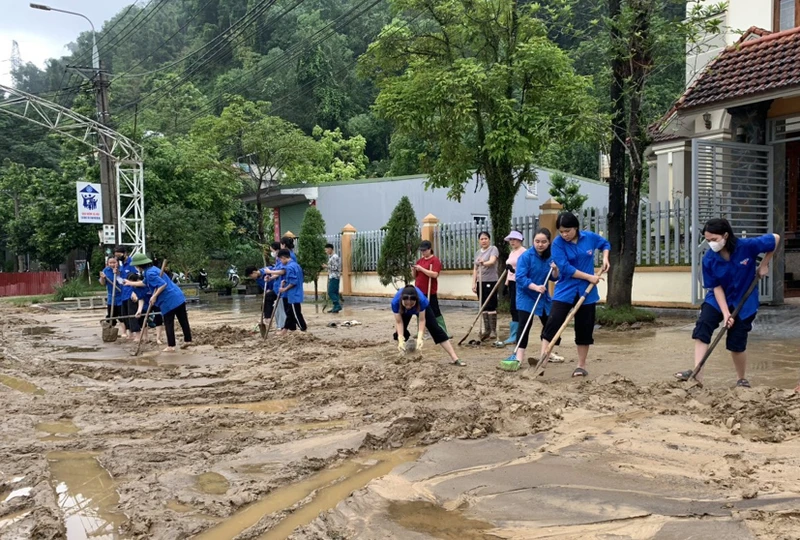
xmin=391 ymin=285 xmax=464 ymax=366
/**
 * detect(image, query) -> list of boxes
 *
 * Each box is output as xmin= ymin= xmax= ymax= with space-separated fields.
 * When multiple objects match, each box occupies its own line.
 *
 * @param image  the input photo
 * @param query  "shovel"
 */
xmin=684 ymin=274 xmax=761 ymax=389
xmin=531 ymin=279 xmax=599 ymax=376
xmin=101 ymin=270 xmax=121 ymax=342
xmin=258 ymin=281 xmax=269 ymax=338
xmin=457 ymin=270 xmax=508 ymax=346
xmin=499 ymin=267 xmax=553 ymax=371
xmin=262 ymin=282 xmax=285 ymax=340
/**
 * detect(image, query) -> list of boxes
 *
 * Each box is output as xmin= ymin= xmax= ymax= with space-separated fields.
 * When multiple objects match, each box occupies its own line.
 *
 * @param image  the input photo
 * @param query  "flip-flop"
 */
xmin=736 ymin=378 xmax=751 ymax=388
xmin=674 ymin=369 xmax=694 ymax=382
xmin=572 ymin=367 xmax=588 ymax=378
xmin=450 ymin=359 xmax=466 ymax=367
xmin=467 ymin=339 xmax=481 ymax=347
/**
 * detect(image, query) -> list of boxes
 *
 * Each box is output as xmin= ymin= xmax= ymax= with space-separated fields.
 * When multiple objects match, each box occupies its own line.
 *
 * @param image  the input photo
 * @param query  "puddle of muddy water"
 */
xmin=165 ymin=399 xmax=298 ymax=414
xmin=22 ymin=326 xmax=54 ymax=335
xmin=195 ymin=448 xmax=420 ymax=540
xmin=388 ymin=500 xmax=494 ymax=539
xmin=196 ymin=472 xmax=230 ymax=495
xmin=37 ymin=421 xmax=79 ymax=441
xmin=47 ymin=451 xmax=127 ymax=539
xmin=0 ymin=374 xmax=45 ymax=395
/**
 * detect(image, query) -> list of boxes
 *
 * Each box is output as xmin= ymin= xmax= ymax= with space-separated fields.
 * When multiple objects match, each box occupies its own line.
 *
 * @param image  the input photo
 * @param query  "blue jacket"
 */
xmin=515 ymin=247 xmax=555 ymax=316
xmin=272 ymin=260 xmax=284 ymax=294
xmin=551 ymin=231 xmax=610 ymax=305
xmin=102 ymin=267 xmax=124 ymax=306
xmin=141 ymin=266 xmax=185 ymax=314
xmin=281 ymin=260 xmax=305 ymax=303
xmin=703 ymin=234 xmax=776 ymax=320
xmin=118 ymin=257 xmax=135 ymax=301
xmin=391 ymin=287 xmax=430 ymax=315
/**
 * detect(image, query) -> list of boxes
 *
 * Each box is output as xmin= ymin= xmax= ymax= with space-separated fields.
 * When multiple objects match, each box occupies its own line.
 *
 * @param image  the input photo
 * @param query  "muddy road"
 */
xmin=1 ymin=299 xmax=800 ymax=539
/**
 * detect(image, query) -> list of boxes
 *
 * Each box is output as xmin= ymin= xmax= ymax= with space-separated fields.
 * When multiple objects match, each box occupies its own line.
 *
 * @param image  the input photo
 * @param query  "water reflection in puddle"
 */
xmin=47 ymin=451 xmax=126 ymax=539
xmin=388 ymin=500 xmax=494 ymax=539
xmin=195 ymin=448 xmax=420 ymax=540
xmin=0 ymin=374 xmax=45 ymax=395
xmin=37 ymin=421 xmax=79 ymax=441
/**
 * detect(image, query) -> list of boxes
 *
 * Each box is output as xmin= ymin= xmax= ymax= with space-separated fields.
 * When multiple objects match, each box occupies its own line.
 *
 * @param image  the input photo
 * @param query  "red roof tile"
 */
xmin=678 ymin=26 xmax=800 ymax=110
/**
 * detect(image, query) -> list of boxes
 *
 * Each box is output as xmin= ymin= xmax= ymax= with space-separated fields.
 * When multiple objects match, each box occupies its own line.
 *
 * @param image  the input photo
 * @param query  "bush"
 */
xmin=596 ymin=305 xmax=656 ymax=326
xmin=209 ymin=277 xmax=233 ymax=291
xmin=52 ymin=278 xmax=93 ymax=302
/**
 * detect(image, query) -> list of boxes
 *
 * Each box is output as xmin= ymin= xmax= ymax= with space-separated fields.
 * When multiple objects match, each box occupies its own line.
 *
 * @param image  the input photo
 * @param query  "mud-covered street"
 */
xmin=2 ymin=299 xmax=800 ymax=539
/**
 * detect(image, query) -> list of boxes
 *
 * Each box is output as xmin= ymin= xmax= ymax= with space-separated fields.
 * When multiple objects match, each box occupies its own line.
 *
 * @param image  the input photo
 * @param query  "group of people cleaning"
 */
xmin=100 ymin=213 xmax=782 ymax=388
xmin=392 ymin=212 xmax=781 ymax=387
xmin=100 ymin=246 xmax=193 ymax=352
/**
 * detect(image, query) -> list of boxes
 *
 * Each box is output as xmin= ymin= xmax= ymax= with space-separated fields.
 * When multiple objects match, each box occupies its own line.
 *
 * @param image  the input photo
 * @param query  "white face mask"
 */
xmin=270 ymin=251 xmax=277 ymax=258
xmin=708 ymin=239 xmax=725 ymax=253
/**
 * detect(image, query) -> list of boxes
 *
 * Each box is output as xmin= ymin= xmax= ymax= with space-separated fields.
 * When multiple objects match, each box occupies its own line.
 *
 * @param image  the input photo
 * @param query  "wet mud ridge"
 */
xmin=1 ymin=303 xmax=800 ymax=539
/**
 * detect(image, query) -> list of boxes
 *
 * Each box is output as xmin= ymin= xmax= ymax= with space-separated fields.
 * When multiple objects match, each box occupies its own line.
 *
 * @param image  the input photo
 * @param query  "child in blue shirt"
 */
xmin=114 ymin=245 xmax=141 ymax=339
xmin=675 ymin=218 xmax=779 ymax=388
xmin=277 ymin=249 xmax=307 ymax=333
xmin=99 ymin=256 xmax=123 ymax=326
xmin=541 ymin=212 xmax=610 ymax=378
xmin=508 ymin=228 xmax=559 ymax=368
xmin=391 ymin=285 xmax=464 ymax=366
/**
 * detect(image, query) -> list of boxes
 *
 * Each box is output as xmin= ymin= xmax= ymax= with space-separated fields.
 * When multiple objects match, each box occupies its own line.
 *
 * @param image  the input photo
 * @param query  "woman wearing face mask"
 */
xmin=675 ymin=218 xmax=779 ymax=388
xmin=540 ymin=212 xmax=610 ymax=378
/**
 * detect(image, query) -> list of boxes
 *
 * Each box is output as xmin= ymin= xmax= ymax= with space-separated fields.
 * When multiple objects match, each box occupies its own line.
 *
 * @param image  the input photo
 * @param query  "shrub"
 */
xmin=52 ymin=278 xmax=92 ymax=302
xmin=596 ymin=305 xmax=656 ymax=326
xmin=377 ymin=196 xmax=419 ymax=287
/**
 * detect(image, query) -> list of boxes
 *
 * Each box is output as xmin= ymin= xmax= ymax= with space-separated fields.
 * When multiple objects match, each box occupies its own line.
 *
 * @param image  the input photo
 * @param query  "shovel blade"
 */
xmin=259 ymin=323 xmax=267 ymax=339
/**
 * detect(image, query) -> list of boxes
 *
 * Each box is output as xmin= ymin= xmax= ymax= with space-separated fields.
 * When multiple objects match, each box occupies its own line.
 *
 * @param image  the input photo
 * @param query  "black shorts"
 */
xmin=691 ymin=302 xmax=755 ymax=353
xmin=542 ymin=299 xmax=596 ymax=346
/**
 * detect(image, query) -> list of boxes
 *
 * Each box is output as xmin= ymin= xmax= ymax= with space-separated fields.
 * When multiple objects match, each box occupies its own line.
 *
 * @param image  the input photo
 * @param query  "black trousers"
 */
xmin=106 ymin=304 xmax=121 ymax=326
xmin=516 ymin=311 xmax=562 ymax=349
xmin=393 ymin=306 xmax=448 ymax=344
xmin=163 ymin=302 xmax=192 ymax=347
xmin=542 ymin=298 xmax=597 ymax=346
xmin=263 ymin=290 xmax=278 ymax=319
xmin=283 ymin=298 xmax=307 ymax=331
xmin=507 ymin=281 xmax=518 ymax=322
xmin=122 ymin=299 xmax=141 ymax=332
xmin=428 ymin=294 xmax=442 ymax=318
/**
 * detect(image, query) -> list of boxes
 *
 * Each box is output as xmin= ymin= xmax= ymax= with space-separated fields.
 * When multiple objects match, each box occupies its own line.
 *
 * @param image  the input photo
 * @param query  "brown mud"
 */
xmin=1 ymin=301 xmax=799 ymax=539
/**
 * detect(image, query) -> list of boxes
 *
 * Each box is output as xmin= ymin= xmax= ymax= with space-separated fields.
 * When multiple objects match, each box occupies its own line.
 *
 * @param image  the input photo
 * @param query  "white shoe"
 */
xmin=549 ymin=352 xmax=565 ymax=363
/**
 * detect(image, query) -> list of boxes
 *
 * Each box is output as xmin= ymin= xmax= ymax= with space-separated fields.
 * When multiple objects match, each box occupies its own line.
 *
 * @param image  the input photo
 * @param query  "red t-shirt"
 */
xmin=415 ymin=256 xmax=442 ymax=296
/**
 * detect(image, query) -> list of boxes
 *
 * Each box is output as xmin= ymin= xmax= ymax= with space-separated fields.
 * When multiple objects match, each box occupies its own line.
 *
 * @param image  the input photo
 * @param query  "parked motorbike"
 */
xmin=227 ymin=265 xmax=240 ymax=288
xmin=171 ymin=271 xmax=187 ymax=284
xmin=196 ymin=268 xmax=209 ymax=290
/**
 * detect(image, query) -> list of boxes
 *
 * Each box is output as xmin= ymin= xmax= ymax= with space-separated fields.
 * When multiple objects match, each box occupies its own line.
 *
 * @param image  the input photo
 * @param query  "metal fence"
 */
xmin=0 ymin=272 xmax=63 ymax=297
xmin=434 ymin=221 xmax=491 ymax=270
xmin=351 ymin=229 xmax=386 ymax=272
xmin=324 ymin=233 xmax=342 ymax=256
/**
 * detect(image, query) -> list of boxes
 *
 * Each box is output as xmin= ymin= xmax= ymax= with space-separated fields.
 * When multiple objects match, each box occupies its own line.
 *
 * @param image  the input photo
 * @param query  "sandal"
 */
xmin=467 ymin=339 xmax=481 ymax=347
xmin=572 ymin=367 xmax=588 ymax=378
xmin=674 ymin=369 xmax=694 ymax=382
xmin=450 ymin=359 xmax=466 ymax=367
xmin=736 ymin=378 xmax=751 ymax=388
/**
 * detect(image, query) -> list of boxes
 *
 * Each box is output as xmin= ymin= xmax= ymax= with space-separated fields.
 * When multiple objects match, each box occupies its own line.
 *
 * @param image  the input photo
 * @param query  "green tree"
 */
xmin=298 ymin=206 xmax=328 ymax=300
xmin=548 ymin=172 xmax=588 ymax=212
xmin=146 ymin=205 xmax=216 ymax=275
xmin=361 ymin=0 xmax=597 ymax=257
xmin=377 ymin=196 xmax=419 ymax=288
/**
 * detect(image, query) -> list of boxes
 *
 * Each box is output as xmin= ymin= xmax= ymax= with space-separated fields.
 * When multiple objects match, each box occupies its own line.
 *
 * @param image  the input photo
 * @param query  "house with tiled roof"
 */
xmin=648 ymin=0 xmax=800 ymax=303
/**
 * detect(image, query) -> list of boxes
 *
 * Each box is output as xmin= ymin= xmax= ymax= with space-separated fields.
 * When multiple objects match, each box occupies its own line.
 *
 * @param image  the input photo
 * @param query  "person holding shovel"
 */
xmin=501 ymin=230 xmax=526 ymax=346
xmin=540 ymin=212 xmax=610 ymax=378
xmin=125 ymin=253 xmax=192 ymax=352
xmin=246 ymin=264 xmax=279 ymax=327
xmin=276 ymin=249 xmax=307 ymax=333
xmin=114 ymin=246 xmax=141 ymax=340
xmin=99 ymin=256 xmax=123 ymax=326
xmin=674 ymin=218 xmax=779 ymax=388
xmin=412 ymin=240 xmax=448 ymax=336
xmin=504 ymin=228 xmax=560 ymax=368
xmin=472 ymin=231 xmax=500 ymax=341
xmin=392 ymin=285 xmax=464 ymax=366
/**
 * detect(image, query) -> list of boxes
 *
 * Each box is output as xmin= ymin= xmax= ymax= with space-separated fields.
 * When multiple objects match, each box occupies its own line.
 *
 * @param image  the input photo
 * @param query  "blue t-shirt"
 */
xmin=702 ymin=234 xmax=776 ymax=320
xmin=141 ymin=266 xmax=185 ymax=315
xmin=391 ymin=287 xmax=430 ymax=315
xmin=118 ymin=257 xmax=135 ymax=301
xmin=102 ymin=267 xmax=123 ymax=306
xmin=515 ymin=247 xmax=555 ymax=316
xmin=551 ymin=231 xmax=610 ymax=305
xmin=282 ymin=260 xmax=305 ymax=304
xmin=272 ymin=260 xmax=284 ymax=294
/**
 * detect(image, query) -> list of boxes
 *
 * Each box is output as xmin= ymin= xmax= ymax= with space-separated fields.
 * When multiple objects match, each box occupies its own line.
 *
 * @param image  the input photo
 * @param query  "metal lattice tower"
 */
xmin=0 ymin=84 xmax=146 ymax=253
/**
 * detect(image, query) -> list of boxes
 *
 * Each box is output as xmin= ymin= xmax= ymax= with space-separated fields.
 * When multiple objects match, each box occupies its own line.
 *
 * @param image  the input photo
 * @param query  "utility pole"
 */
xmin=94 ymin=60 xmax=117 ymax=238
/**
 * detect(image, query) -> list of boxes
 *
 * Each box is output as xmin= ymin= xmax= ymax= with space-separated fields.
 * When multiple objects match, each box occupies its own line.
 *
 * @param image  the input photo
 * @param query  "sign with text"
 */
xmin=76 ymin=182 xmax=103 ymax=224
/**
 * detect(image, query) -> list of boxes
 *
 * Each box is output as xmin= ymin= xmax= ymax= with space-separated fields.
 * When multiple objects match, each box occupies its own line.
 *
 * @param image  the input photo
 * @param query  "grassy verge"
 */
xmin=52 ymin=278 xmax=106 ymax=302
xmin=596 ymin=305 xmax=656 ymax=327
xmin=0 ymin=295 xmax=52 ymax=307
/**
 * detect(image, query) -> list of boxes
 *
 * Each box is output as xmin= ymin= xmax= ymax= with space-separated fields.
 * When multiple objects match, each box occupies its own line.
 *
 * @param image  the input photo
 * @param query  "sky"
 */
xmin=0 ymin=0 xmax=134 ymax=87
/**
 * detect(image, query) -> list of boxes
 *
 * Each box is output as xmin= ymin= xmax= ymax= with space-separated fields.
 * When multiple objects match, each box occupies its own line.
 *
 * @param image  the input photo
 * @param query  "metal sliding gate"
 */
xmin=691 ymin=139 xmax=774 ymax=305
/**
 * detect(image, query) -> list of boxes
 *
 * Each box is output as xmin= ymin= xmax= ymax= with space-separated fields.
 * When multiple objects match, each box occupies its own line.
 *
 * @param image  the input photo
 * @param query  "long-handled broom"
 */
xmin=498 ymin=267 xmax=553 ymax=372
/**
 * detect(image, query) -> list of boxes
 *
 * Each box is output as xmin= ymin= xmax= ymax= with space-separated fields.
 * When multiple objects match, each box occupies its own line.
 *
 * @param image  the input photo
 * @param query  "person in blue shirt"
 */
xmin=114 ymin=245 xmax=141 ymax=340
xmin=391 ymin=285 xmax=465 ymax=366
xmin=98 ymin=256 xmax=123 ymax=326
xmin=541 ymin=213 xmax=610 ymax=378
xmin=675 ymin=218 xmax=779 ymax=388
xmin=506 ymin=228 xmax=559 ymax=368
xmin=247 ymin=256 xmax=280 ymax=326
xmin=280 ymin=236 xmax=298 ymax=262
xmin=125 ymin=253 xmax=192 ymax=352
xmin=277 ymin=249 xmax=307 ymax=333
xmin=128 ymin=273 xmax=165 ymax=345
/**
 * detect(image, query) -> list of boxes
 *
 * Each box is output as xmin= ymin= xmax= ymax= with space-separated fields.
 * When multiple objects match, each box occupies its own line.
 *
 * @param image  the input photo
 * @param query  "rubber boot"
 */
xmin=479 ymin=313 xmax=491 ymax=341
xmin=435 ymin=315 xmax=451 ymax=338
xmin=503 ymin=321 xmax=519 ymax=346
xmin=488 ymin=313 xmax=498 ymax=340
